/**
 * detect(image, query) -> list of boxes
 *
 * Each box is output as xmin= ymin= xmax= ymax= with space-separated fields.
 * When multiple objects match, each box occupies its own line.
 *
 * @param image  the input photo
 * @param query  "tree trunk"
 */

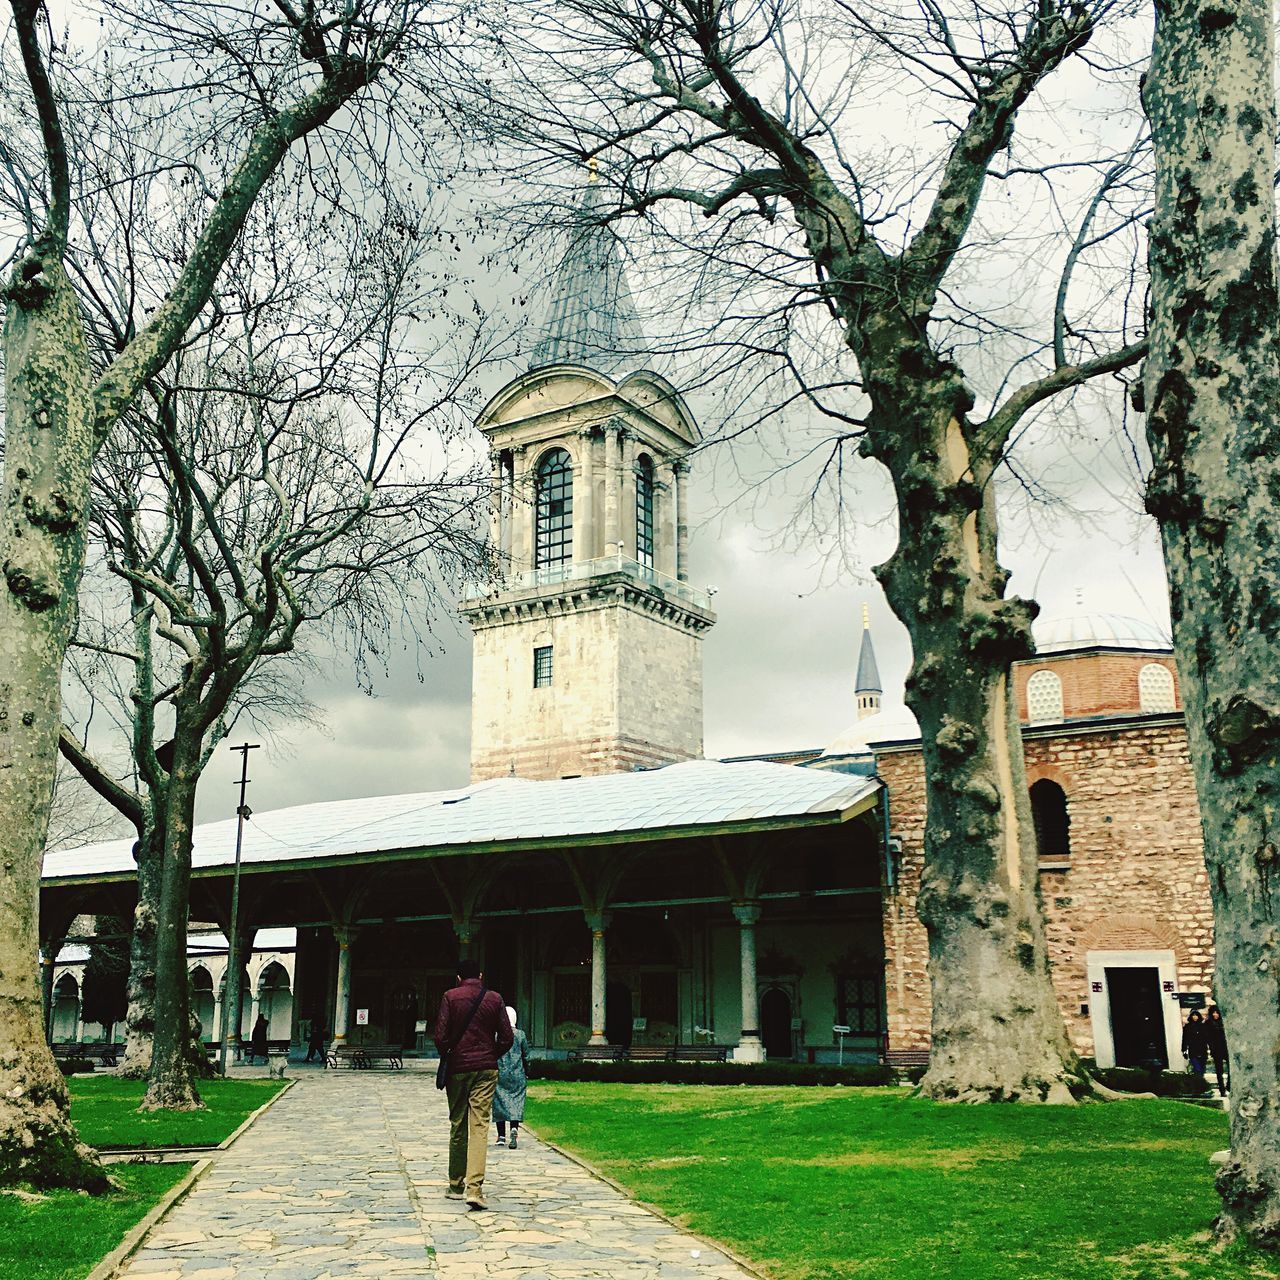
xmin=117 ymin=827 xmax=162 ymax=1079
xmin=1143 ymin=0 xmax=1280 ymax=1243
xmin=870 ymin=370 xmax=1080 ymax=1102
xmin=0 ymin=251 xmax=108 ymax=1188
xmin=142 ymin=728 xmax=203 ymax=1111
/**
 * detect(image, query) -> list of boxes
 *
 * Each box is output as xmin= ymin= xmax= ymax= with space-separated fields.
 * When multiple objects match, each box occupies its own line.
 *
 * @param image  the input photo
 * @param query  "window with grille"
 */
xmin=636 ymin=454 xmax=655 ymax=568
xmin=1030 ymin=779 xmax=1071 ymax=861
xmin=1138 ymin=662 xmax=1176 ymax=713
xmin=535 ymin=448 xmax=573 ymax=568
xmin=838 ymin=973 xmax=884 ymax=1036
xmin=533 ymin=645 xmax=553 ymax=688
xmin=1026 ymin=669 xmax=1064 ymax=724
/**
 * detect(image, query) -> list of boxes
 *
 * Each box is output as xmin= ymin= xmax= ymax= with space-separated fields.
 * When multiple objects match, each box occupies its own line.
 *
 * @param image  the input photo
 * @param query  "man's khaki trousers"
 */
xmin=445 ymin=1069 xmax=498 ymax=1198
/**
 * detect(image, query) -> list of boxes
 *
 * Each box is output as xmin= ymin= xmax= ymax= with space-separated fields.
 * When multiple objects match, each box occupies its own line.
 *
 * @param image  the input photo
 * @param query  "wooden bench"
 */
xmin=326 ymin=1043 xmax=404 ymax=1070
xmin=673 ymin=1044 xmax=730 ymax=1063
xmin=884 ymin=1048 xmax=930 ymax=1074
xmin=53 ymin=1042 xmax=121 ymax=1066
xmin=626 ymin=1046 xmax=674 ymax=1061
xmin=567 ymin=1045 xmax=624 ymax=1063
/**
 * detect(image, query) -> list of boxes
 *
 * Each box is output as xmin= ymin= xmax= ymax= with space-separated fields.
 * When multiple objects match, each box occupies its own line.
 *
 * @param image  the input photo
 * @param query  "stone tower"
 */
xmin=461 ymin=189 xmax=716 ymax=782
xmin=855 ymin=605 xmax=882 ymax=721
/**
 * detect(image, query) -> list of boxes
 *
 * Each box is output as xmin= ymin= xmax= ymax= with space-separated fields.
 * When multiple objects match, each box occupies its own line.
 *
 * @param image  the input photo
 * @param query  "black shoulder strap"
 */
xmin=448 ymin=986 xmax=488 ymax=1053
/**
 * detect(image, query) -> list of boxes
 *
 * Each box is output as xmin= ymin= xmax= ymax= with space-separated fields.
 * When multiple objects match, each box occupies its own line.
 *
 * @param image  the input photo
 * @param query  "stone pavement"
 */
xmin=117 ymin=1070 xmax=755 ymax=1279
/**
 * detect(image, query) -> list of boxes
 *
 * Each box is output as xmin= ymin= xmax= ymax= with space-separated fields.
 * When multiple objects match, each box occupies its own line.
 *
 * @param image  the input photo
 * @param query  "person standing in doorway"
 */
xmin=249 ymin=1012 xmax=269 ymax=1064
xmin=1181 ymin=1009 xmax=1208 ymax=1076
xmin=494 ymin=1006 xmax=529 ymax=1150
xmin=434 ymin=960 xmax=513 ymax=1211
xmin=1205 ymin=1006 xmax=1230 ymax=1097
xmin=305 ymin=1019 xmax=326 ymax=1064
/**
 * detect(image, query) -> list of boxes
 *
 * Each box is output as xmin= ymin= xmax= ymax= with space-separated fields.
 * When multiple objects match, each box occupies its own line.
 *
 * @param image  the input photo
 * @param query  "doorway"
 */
xmin=605 ymin=980 xmax=633 ymax=1047
xmin=760 ymin=987 xmax=793 ymax=1060
xmin=1106 ymin=967 xmax=1167 ymax=1068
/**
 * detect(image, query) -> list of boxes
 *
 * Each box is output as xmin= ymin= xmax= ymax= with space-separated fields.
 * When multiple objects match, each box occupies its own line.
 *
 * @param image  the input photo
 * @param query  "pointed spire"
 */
xmin=530 ymin=181 xmax=646 ymax=375
xmin=855 ymin=604 xmax=882 ymax=721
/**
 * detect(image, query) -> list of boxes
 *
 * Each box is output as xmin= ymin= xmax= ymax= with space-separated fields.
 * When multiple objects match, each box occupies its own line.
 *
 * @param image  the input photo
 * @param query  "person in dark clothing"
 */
xmin=433 ymin=960 xmax=514 ymax=1211
xmin=1205 ymin=1006 xmax=1229 ymax=1096
xmin=249 ymin=1012 xmax=269 ymax=1064
xmin=1181 ymin=1010 xmax=1208 ymax=1076
xmin=305 ymin=1020 xmax=326 ymax=1063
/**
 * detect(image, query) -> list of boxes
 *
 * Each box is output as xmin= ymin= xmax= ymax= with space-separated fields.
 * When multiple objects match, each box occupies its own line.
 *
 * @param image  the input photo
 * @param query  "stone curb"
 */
xmin=84 ymin=1157 xmax=211 ymax=1280
xmin=217 ymin=1077 xmax=296 ymax=1150
xmin=526 ymin=1126 xmax=770 ymax=1280
xmin=88 ymin=1078 xmax=296 ymax=1279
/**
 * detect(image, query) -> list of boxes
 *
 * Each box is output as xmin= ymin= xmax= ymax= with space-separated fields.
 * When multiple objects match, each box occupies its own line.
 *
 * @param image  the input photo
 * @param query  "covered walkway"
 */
xmin=117 ymin=1071 xmax=754 ymax=1279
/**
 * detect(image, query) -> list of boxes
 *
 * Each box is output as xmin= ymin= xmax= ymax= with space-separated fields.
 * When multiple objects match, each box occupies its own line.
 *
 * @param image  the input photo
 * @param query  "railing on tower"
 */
xmin=462 ymin=553 xmax=713 ymax=613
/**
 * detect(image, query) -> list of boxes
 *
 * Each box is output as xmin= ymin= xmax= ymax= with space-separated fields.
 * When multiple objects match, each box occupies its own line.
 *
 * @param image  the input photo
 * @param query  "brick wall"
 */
xmin=1013 ymin=650 xmax=1181 ymax=722
xmin=876 ymin=716 xmax=1214 ymax=1058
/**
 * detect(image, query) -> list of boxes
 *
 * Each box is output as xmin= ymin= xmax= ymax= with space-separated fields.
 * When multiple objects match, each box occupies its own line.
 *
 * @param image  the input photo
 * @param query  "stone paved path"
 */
xmin=117 ymin=1071 xmax=755 ymax=1279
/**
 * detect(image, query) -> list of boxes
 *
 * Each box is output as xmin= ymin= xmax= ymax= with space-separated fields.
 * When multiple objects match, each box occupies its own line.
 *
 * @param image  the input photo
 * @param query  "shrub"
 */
xmin=1091 ymin=1065 xmax=1211 ymax=1097
xmin=57 ymin=1057 xmax=96 ymax=1076
xmin=527 ymin=1060 xmax=895 ymax=1087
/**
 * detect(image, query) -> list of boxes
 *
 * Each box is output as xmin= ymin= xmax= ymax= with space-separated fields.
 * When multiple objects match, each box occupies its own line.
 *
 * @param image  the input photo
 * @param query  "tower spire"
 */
xmin=855 ymin=604 xmax=882 ymax=721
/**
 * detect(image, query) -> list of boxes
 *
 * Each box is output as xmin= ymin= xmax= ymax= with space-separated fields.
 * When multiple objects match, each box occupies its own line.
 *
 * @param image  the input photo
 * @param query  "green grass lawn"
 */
xmin=528 ymin=1083 xmax=1280 ymax=1280
xmin=68 ymin=1076 xmax=287 ymax=1149
xmin=0 ymin=1163 xmax=187 ymax=1280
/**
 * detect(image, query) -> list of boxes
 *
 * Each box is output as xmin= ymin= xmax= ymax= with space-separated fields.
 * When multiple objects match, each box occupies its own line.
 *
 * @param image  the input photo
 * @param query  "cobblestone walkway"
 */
xmin=117 ymin=1071 xmax=754 ymax=1279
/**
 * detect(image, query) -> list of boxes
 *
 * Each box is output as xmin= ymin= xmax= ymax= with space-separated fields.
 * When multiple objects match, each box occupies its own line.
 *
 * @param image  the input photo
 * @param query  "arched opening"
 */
xmin=1030 ymin=779 xmax=1071 ymax=862
xmin=635 ymin=454 xmax=655 ymax=569
xmin=190 ymin=965 xmax=215 ymax=1043
xmin=1138 ymin=662 xmax=1176 ymax=713
xmin=760 ymin=987 xmax=793 ymax=1060
xmin=52 ymin=973 xmax=80 ymax=1044
xmin=1026 ymin=669 xmax=1064 ymax=724
xmin=535 ymin=447 xmax=573 ymax=569
xmin=258 ymin=961 xmax=293 ymax=1042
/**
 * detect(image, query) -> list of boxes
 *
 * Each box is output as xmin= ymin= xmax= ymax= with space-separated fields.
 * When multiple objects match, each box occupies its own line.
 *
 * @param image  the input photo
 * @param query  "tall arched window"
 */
xmin=535 ymin=448 xmax=573 ymax=568
xmin=636 ymin=454 xmax=655 ymax=569
xmin=1139 ymin=662 xmax=1177 ymax=713
xmin=1030 ymin=779 xmax=1071 ymax=862
xmin=1026 ymin=669 xmax=1064 ymax=724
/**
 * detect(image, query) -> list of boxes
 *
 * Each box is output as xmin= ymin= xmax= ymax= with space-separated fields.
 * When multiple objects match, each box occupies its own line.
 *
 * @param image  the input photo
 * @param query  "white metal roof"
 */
xmin=43 ymin=760 xmax=882 ymax=884
xmin=55 ymin=927 xmax=296 ymax=966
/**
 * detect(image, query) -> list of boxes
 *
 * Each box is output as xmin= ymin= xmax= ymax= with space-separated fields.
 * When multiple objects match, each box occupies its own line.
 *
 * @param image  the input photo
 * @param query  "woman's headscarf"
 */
xmin=506 ymin=1005 xmax=518 ymax=1029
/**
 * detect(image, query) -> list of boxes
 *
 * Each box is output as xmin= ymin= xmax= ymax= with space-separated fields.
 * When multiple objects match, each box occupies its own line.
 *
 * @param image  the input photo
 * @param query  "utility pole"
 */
xmin=219 ymin=742 xmax=259 ymax=1078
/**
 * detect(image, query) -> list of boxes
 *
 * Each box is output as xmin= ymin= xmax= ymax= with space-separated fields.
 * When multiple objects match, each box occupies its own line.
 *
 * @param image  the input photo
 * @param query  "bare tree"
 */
xmin=1142 ymin=0 xmax=1280 ymax=1245
xmin=502 ymin=0 xmax=1147 ymax=1100
xmin=0 ymin=0 xmax=475 ymax=1188
xmin=59 ymin=212 xmax=490 ymax=1109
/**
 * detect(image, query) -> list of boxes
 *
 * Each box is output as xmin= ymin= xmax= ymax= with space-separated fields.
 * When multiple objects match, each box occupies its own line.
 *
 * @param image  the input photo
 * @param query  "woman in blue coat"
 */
xmin=494 ymin=1006 xmax=530 ymax=1149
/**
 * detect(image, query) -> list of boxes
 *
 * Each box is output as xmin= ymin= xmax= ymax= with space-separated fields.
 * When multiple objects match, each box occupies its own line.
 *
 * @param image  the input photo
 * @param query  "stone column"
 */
xmin=603 ymin=425 xmax=621 ymax=557
xmin=40 ymin=947 xmax=59 ymax=1043
xmin=212 ymin=990 xmax=224 ymax=1044
xmin=586 ymin=911 xmax=611 ymax=1045
xmin=674 ymin=460 xmax=690 ymax=581
xmin=574 ymin=429 xmax=597 ymax=564
xmin=453 ymin=918 xmax=474 ymax=961
xmin=732 ymin=903 xmax=764 ymax=1063
xmin=489 ymin=454 xmax=506 ymax=568
xmin=657 ymin=462 xmax=677 ymax=579
xmin=510 ymin=445 xmax=530 ymax=572
xmin=249 ymin=990 xmax=262 ymax=1043
xmin=331 ymin=925 xmax=360 ymax=1047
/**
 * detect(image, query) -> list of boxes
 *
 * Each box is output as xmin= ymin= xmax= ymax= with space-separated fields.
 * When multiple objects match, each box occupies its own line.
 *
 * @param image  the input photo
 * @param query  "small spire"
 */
xmin=587 ymin=155 xmax=599 ymax=184
xmin=855 ymin=606 xmax=882 ymax=721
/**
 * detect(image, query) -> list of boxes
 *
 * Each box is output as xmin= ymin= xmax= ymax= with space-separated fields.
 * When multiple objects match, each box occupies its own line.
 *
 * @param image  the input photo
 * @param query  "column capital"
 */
xmin=333 ymin=924 xmax=361 ymax=948
xmin=732 ymin=902 xmax=762 ymax=927
xmin=584 ymin=910 xmax=612 ymax=935
xmin=672 ymin=457 xmax=691 ymax=475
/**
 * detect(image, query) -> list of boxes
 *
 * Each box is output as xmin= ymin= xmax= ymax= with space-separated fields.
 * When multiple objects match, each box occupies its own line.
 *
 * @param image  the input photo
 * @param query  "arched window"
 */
xmin=1030 ymin=779 xmax=1071 ymax=861
xmin=1139 ymin=662 xmax=1176 ymax=713
xmin=1026 ymin=669 xmax=1064 ymax=724
xmin=636 ymin=454 xmax=655 ymax=569
xmin=535 ymin=448 xmax=573 ymax=568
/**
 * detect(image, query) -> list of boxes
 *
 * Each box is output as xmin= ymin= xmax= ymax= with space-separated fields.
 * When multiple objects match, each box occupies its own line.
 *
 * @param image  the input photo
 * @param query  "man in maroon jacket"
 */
xmin=433 ymin=960 xmax=514 ymax=1210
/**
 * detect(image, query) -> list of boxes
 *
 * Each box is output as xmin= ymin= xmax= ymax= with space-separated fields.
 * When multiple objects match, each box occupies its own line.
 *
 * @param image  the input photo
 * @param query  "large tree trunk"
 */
xmin=870 ymin=366 xmax=1080 ymax=1102
xmin=117 ymin=827 xmax=162 ymax=1078
xmin=142 ymin=729 xmax=203 ymax=1111
xmin=1143 ymin=0 xmax=1280 ymax=1243
xmin=0 ymin=251 xmax=108 ymax=1188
